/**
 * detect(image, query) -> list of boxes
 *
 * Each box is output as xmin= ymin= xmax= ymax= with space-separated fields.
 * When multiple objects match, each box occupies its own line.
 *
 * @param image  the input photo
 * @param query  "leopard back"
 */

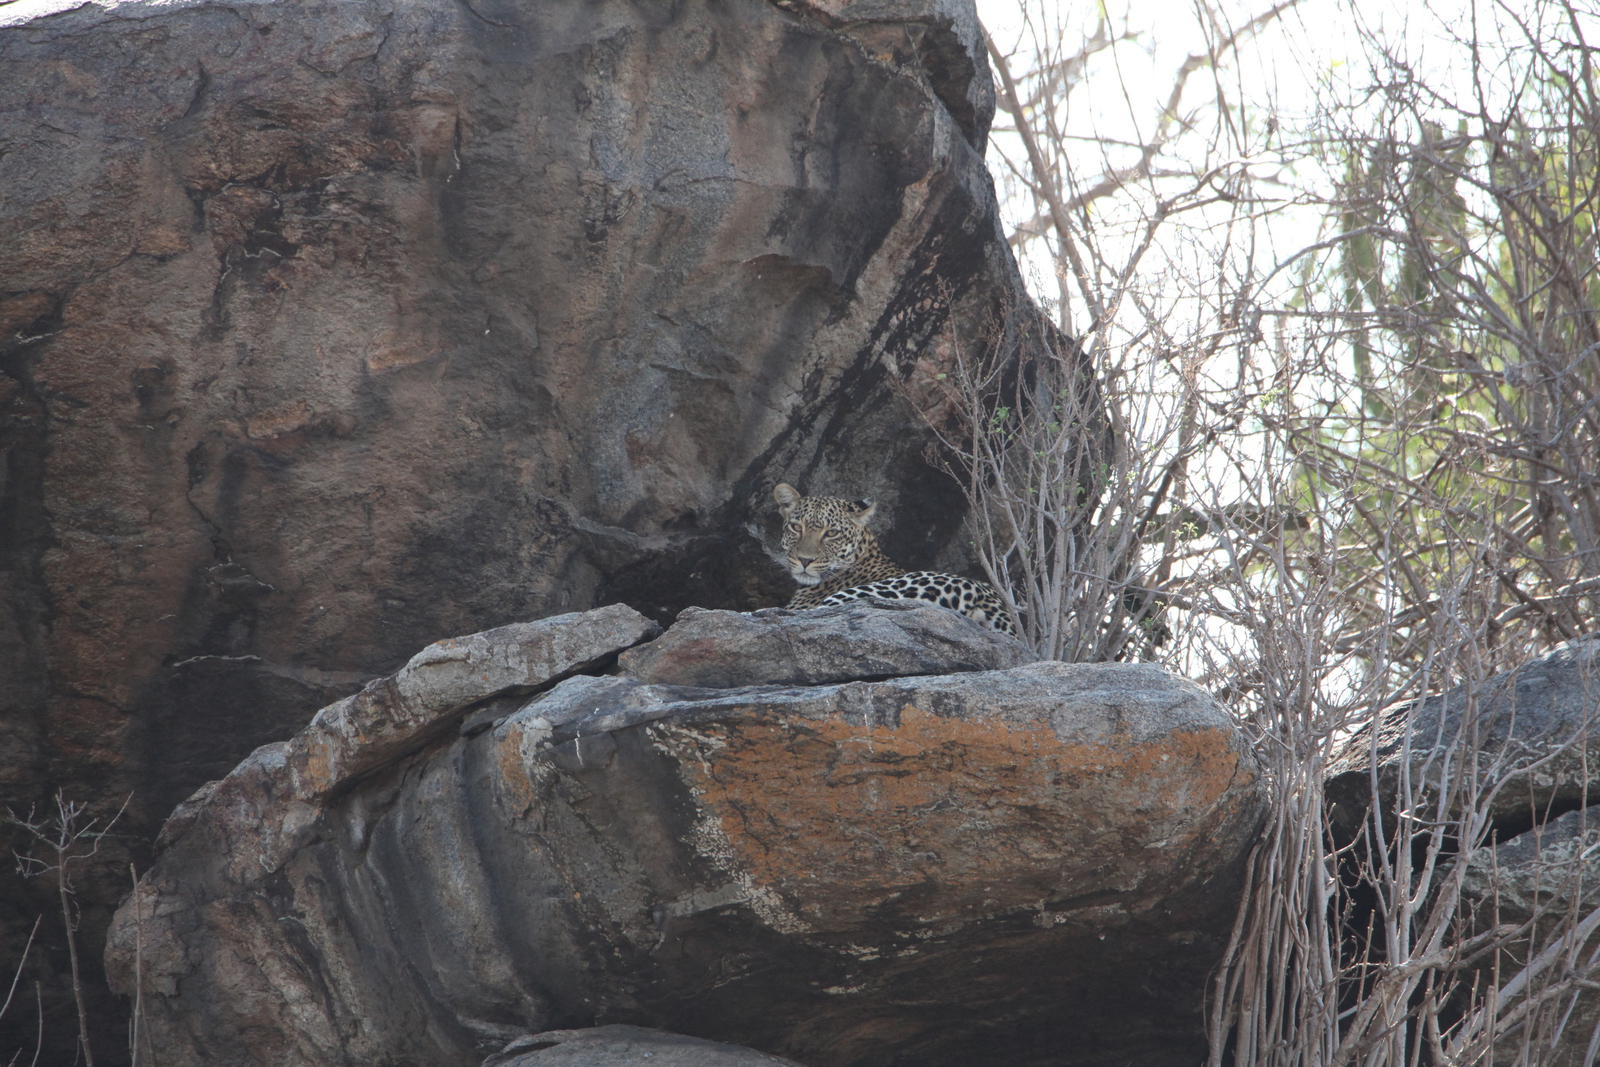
xmin=819 ymin=572 xmax=1017 ymax=636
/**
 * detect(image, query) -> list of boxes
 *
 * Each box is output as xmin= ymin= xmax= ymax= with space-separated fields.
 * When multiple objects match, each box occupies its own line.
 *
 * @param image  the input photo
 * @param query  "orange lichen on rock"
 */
xmin=657 ymin=702 xmax=1251 ymax=931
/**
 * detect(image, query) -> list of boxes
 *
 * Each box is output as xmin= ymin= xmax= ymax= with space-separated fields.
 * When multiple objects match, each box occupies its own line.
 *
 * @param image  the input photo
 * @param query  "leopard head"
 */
xmin=772 ymin=482 xmax=877 ymax=586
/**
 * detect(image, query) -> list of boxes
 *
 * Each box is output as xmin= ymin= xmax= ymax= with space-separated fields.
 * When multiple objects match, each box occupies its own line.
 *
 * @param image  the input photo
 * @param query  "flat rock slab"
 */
xmin=284 ymin=602 xmax=660 ymax=801
xmin=618 ymin=601 xmax=1031 ymax=688
xmin=144 ymin=602 xmax=659 ymax=902
xmin=108 ymin=653 xmax=1264 ymax=1067
xmin=488 ymin=1025 xmax=807 ymax=1067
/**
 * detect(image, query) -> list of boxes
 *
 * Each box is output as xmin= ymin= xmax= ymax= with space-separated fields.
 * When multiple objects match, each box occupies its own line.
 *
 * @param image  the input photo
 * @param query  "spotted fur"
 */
xmin=819 ymin=571 xmax=1015 ymax=636
xmin=772 ymin=483 xmax=1016 ymax=636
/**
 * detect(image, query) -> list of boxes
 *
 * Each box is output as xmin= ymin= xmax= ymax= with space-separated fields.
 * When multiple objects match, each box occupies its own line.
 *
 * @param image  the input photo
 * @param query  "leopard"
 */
xmin=772 ymin=482 xmax=1016 ymax=636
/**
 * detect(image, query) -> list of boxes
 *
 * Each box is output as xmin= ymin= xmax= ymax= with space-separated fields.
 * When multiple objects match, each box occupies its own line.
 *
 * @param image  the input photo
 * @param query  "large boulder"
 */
xmin=1457 ymin=807 xmax=1600 ymax=1067
xmin=485 ymin=1025 xmax=808 ymax=1067
xmin=0 ymin=0 xmax=1041 ymax=1050
xmin=617 ymin=600 xmax=1031 ymax=688
xmin=1327 ymin=637 xmax=1600 ymax=838
xmin=105 ymin=603 xmax=1267 ymax=1067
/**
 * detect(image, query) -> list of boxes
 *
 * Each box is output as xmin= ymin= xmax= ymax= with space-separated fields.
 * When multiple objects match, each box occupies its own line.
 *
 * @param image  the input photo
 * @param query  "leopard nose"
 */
xmin=794 ymin=550 xmax=817 ymax=564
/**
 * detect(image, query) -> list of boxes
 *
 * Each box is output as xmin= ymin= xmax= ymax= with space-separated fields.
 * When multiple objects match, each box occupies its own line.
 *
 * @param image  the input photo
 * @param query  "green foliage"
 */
xmin=1286 ymin=55 xmax=1600 ymax=666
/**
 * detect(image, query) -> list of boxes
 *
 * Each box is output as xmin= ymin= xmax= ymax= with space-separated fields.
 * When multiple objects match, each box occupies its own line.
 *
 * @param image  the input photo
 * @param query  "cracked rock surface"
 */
xmin=618 ymin=601 xmax=1031 ymax=688
xmin=105 ymin=602 xmax=1267 ymax=1067
xmin=1327 ymin=637 xmax=1600 ymax=834
xmin=0 ymin=0 xmax=1043 ymax=1049
xmin=485 ymin=1025 xmax=810 ymax=1067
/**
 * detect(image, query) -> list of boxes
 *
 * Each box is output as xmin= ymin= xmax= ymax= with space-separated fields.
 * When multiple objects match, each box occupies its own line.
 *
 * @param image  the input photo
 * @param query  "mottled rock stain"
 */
xmin=650 ymin=704 xmax=1250 ymax=928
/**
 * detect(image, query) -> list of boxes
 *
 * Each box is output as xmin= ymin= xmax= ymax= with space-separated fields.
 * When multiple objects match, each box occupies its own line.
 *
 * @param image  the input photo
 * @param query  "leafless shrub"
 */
xmin=1197 ymin=4 xmax=1600 ymax=1062
xmin=126 ymin=863 xmax=152 ymax=1067
xmin=1286 ymin=0 xmax=1600 ymax=667
xmin=976 ymin=0 xmax=1600 ymax=1061
xmin=934 ymin=0 xmax=1301 ymax=660
xmin=1 ymin=917 xmax=42 ymax=1067
xmin=914 ymin=301 xmax=1179 ymax=660
xmin=1194 ymin=426 xmax=1600 ymax=1067
xmin=10 ymin=792 xmax=129 ymax=1067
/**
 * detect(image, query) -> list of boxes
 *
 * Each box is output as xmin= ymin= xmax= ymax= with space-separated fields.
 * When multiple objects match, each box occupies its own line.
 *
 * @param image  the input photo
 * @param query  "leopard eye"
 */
xmin=785 ymin=521 xmax=801 ymax=534
xmin=822 ymin=528 xmax=842 ymax=541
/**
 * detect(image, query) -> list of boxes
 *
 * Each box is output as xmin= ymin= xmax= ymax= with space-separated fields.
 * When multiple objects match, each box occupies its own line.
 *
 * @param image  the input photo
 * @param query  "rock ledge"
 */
xmin=108 ymin=601 xmax=1265 ymax=1067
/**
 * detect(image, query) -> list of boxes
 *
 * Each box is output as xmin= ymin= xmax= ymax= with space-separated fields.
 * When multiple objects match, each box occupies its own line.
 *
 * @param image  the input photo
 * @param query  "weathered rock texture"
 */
xmin=0 ymin=0 xmax=1037 ymax=1051
xmin=486 ymin=1025 xmax=809 ymax=1067
xmin=1327 ymin=637 xmax=1600 ymax=837
xmin=617 ymin=600 xmax=1030 ymax=687
xmin=105 ymin=602 xmax=1266 ymax=1067
xmin=1459 ymin=807 xmax=1600 ymax=1066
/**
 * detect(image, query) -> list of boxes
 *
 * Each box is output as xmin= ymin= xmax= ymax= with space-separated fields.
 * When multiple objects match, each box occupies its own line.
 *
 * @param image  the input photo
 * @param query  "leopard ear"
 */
xmin=847 ymin=497 xmax=877 ymax=526
xmin=774 ymin=482 xmax=801 ymax=518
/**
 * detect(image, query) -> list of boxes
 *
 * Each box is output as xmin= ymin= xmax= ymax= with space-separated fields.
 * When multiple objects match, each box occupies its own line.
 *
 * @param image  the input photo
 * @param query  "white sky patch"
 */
xmin=971 ymin=0 xmax=1599 ymax=330
xmin=0 ymin=0 xmax=87 ymax=25
xmin=1 ymin=0 xmax=263 ymax=28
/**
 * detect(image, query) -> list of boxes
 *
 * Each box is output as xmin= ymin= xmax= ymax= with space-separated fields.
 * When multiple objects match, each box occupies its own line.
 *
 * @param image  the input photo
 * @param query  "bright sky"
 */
xmin=974 ymin=0 xmax=1348 ymax=322
xmin=0 ymin=0 xmax=156 ymax=26
xmin=970 ymin=0 xmax=1600 ymax=325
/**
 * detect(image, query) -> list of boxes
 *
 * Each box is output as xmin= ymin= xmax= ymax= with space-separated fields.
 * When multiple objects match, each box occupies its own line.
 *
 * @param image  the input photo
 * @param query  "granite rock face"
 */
xmin=617 ymin=600 xmax=1030 ymax=688
xmin=1458 ymin=808 xmax=1600 ymax=1066
xmin=0 ymin=0 xmax=1040 ymax=1050
xmin=1327 ymin=637 xmax=1600 ymax=836
xmin=105 ymin=602 xmax=1267 ymax=1067
xmin=485 ymin=1025 xmax=809 ymax=1067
